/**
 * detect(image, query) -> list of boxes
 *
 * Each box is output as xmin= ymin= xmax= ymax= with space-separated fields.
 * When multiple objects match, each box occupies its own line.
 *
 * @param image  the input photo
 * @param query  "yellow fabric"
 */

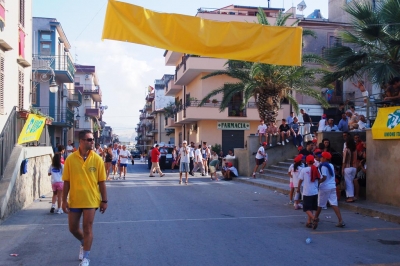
xmin=17 ymin=114 xmax=46 ymax=144
xmin=372 ymin=107 xmax=400 ymax=139
xmin=63 ymin=150 xmax=106 ymax=208
xmin=102 ymin=1 xmax=303 ymax=66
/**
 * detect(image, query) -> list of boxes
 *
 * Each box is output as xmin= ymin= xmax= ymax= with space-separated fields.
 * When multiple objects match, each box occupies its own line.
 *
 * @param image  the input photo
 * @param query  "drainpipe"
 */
xmin=268 ymin=0 xmax=270 ymax=8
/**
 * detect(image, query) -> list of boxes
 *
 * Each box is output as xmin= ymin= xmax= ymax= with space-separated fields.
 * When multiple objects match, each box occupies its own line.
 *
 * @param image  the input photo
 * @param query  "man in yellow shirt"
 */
xmin=62 ymin=130 xmax=107 ymax=266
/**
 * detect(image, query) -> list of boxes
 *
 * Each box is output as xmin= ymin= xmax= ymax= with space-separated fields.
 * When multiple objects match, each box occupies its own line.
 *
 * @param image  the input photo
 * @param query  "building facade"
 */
xmin=0 ymin=0 xmax=32 ymax=130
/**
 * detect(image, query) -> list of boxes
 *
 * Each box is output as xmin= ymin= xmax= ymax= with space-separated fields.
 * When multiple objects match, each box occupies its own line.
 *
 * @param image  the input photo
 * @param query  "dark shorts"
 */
xmin=69 ymin=208 xmax=97 ymax=213
xmin=112 ymin=161 xmax=117 ymax=165
xmin=303 ymin=195 xmax=318 ymax=212
xmin=256 ymin=158 xmax=265 ymax=165
xmin=229 ymin=171 xmax=237 ymax=177
xmin=120 ymin=163 xmax=127 ymax=167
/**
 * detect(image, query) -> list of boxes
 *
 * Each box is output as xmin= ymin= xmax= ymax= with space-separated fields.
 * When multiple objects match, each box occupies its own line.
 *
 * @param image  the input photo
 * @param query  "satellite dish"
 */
xmin=297 ymin=1 xmax=307 ymax=12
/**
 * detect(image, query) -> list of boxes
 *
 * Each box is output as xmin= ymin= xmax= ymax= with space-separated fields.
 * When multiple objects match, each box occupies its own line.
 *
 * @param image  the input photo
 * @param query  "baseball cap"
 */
xmin=322 ymin=114 xmax=327 ymax=118
xmin=182 ymin=140 xmax=187 ymax=144
xmin=294 ymin=154 xmax=303 ymax=163
xmin=297 ymin=146 xmax=303 ymax=151
xmin=321 ymin=152 xmax=332 ymax=160
xmin=227 ymin=162 xmax=233 ymax=167
xmin=312 ymin=139 xmax=318 ymax=143
xmin=103 ymin=145 xmax=107 ymax=149
xmin=262 ymin=142 xmax=267 ymax=146
xmin=313 ymin=149 xmax=322 ymax=154
xmin=306 ymin=155 xmax=315 ymax=164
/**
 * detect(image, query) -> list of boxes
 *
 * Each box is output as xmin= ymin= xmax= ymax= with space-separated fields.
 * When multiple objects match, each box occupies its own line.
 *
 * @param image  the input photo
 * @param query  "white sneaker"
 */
xmin=79 ymin=245 xmax=83 ymax=261
xmin=269 ymin=144 xmax=272 ymax=147
xmin=282 ymin=141 xmax=285 ymax=146
xmin=286 ymin=139 xmax=289 ymax=143
xmin=57 ymin=208 xmax=63 ymax=214
xmin=277 ymin=142 xmax=281 ymax=145
xmin=79 ymin=258 xmax=90 ymax=266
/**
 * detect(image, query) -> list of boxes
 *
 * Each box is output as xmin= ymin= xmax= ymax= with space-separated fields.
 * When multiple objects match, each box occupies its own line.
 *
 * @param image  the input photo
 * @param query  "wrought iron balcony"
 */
xmin=75 ymin=84 xmax=102 ymax=102
xmin=33 ymin=54 xmax=76 ymax=83
xmin=33 ymin=106 xmax=74 ymax=127
xmin=85 ymin=107 xmax=100 ymax=118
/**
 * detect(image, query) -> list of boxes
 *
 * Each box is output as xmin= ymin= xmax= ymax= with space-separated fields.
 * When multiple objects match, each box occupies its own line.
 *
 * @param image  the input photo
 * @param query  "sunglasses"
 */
xmin=82 ymin=138 xmax=95 ymax=142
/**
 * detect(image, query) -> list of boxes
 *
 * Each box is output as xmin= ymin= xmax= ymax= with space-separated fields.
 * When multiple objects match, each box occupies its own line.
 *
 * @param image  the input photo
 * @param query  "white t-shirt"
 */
xmin=298 ymin=166 xmax=318 ymax=196
xmin=119 ymin=150 xmax=130 ymax=164
xmin=112 ymin=148 xmax=119 ymax=161
xmin=179 ymin=146 xmax=190 ymax=163
xmin=319 ymin=163 xmax=336 ymax=190
xmin=256 ymin=146 xmax=265 ymax=159
xmin=48 ymin=165 xmax=64 ymax=184
xmin=358 ymin=120 xmax=367 ymax=130
xmin=66 ymin=145 xmax=74 ymax=156
xmin=290 ymin=164 xmax=303 ymax=187
xmin=189 ymin=147 xmax=194 ymax=158
xmin=318 ymin=119 xmax=326 ymax=132
xmin=225 ymin=154 xmax=235 ymax=159
xmin=288 ymin=164 xmax=294 ymax=184
xmin=257 ymin=124 xmax=267 ymax=134
xmin=194 ymin=149 xmax=202 ymax=163
xmin=228 ymin=167 xmax=238 ymax=176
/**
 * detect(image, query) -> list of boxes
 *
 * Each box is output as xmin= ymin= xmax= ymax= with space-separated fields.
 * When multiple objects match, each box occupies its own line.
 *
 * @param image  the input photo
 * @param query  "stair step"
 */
xmin=263 ymin=168 xmax=288 ymax=176
xmin=235 ymin=177 xmax=290 ymax=195
xmin=278 ymin=162 xmax=292 ymax=167
xmin=269 ymin=165 xmax=289 ymax=171
xmin=257 ymin=173 xmax=289 ymax=184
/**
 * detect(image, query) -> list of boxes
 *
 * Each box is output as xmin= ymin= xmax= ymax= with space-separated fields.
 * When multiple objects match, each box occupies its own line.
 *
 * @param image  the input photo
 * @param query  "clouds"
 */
xmin=73 ymin=40 xmax=173 ymax=136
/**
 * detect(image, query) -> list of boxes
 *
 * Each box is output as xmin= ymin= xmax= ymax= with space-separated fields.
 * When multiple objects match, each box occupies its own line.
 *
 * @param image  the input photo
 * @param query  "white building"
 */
xmin=0 ymin=0 xmax=32 ymax=130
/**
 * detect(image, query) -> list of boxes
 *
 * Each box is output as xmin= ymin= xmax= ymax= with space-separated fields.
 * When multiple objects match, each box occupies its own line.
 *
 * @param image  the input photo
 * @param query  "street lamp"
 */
xmin=32 ymin=64 xmax=58 ymax=93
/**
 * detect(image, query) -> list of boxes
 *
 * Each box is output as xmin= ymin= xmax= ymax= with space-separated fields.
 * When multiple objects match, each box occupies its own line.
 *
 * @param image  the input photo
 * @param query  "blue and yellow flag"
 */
xmin=18 ymin=114 xmax=46 ymax=144
xmin=101 ymin=1 xmax=303 ymax=66
xmin=372 ymin=107 xmax=400 ymax=139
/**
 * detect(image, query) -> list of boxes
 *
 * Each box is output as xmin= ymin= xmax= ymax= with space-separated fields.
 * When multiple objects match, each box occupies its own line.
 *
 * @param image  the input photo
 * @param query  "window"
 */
xmin=19 ymin=0 xmax=25 ymax=27
xmin=40 ymin=42 xmax=51 ymax=55
xmin=329 ymin=36 xmax=342 ymax=48
xmin=0 ymin=53 xmax=4 ymax=114
xmin=40 ymin=33 xmax=51 ymax=41
xmin=18 ymin=69 xmax=24 ymax=110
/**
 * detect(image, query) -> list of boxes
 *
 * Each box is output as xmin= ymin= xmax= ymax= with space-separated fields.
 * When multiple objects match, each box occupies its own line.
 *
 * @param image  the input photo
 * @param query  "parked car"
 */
xmin=130 ymin=150 xmax=141 ymax=159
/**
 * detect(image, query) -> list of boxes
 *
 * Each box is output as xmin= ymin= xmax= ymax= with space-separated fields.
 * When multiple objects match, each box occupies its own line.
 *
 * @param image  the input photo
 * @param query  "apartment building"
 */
xmin=31 ymin=17 xmax=76 ymax=147
xmin=0 ymin=0 xmax=32 ymax=130
xmin=74 ymin=64 xmax=104 ymax=144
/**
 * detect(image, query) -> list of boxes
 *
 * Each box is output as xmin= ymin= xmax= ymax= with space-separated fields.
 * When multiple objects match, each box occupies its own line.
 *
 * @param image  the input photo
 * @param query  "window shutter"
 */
xmin=0 ymin=54 xmax=4 ymax=114
xmin=19 ymin=0 xmax=25 ymax=27
xmin=18 ymin=69 xmax=24 ymax=110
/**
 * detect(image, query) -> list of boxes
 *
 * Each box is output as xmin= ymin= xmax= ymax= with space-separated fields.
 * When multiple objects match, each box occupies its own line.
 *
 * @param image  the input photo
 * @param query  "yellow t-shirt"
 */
xmin=63 ymin=150 xmax=106 ymax=208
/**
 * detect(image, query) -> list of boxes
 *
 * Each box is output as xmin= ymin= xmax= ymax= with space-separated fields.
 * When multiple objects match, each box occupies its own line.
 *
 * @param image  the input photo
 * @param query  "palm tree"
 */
xmin=199 ymin=8 xmax=328 ymax=122
xmin=322 ymin=0 xmax=400 ymax=86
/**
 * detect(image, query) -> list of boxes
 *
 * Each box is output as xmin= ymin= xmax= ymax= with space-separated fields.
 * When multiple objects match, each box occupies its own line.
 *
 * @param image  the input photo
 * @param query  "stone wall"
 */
xmin=0 ymin=146 xmax=53 ymax=221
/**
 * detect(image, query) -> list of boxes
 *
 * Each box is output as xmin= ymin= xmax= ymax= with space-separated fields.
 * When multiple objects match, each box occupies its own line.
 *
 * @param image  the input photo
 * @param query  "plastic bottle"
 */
xmin=306 ymin=237 xmax=311 ymax=244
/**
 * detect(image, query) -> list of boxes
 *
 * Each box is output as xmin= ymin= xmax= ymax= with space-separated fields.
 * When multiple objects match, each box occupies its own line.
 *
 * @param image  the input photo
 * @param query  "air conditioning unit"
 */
xmin=84 ymin=95 xmax=90 ymax=100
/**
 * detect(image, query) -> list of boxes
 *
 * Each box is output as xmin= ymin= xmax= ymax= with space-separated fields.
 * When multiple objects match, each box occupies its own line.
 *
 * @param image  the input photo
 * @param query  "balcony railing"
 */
xmin=66 ymin=91 xmax=82 ymax=107
xmin=0 ymin=107 xmax=17 ymax=180
xmin=33 ymin=54 xmax=76 ymax=82
xmin=34 ymin=106 xmax=74 ymax=127
xmin=75 ymin=85 xmax=102 ymax=103
xmin=85 ymin=107 xmax=100 ymax=118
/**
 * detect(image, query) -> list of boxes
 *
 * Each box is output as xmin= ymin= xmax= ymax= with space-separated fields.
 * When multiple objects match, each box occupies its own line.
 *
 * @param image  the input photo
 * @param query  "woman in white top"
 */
xmin=118 ymin=145 xmax=131 ymax=180
xmin=48 ymin=153 xmax=64 ymax=214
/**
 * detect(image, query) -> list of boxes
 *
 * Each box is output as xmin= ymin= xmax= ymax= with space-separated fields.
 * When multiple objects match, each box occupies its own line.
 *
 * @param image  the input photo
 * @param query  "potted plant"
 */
xmin=18 ymin=110 xmax=30 ymax=119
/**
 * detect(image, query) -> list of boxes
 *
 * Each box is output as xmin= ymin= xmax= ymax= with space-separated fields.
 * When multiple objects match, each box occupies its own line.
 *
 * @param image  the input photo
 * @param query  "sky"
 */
xmin=33 ymin=0 xmax=328 ymax=141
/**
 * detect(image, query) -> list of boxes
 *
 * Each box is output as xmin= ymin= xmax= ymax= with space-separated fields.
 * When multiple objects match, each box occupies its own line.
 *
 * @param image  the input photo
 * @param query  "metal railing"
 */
xmin=0 ymin=107 xmax=18 ymax=179
xmin=34 ymin=106 xmax=74 ymax=126
xmin=32 ymin=54 xmax=76 ymax=77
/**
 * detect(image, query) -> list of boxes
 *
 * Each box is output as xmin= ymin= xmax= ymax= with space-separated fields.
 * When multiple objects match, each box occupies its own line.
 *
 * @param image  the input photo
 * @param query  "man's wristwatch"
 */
xmin=101 ymin=200 xmax=108 ymax=203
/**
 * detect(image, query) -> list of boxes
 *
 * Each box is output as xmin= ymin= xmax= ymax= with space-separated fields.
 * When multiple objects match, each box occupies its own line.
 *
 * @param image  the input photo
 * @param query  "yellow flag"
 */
xmin=18 ymin=114 xmax=46 ymax=144
xmin=372 ymin=107 xmax=400 ymax=139
xmin=102 ymin=1 xmax=303 ymax=66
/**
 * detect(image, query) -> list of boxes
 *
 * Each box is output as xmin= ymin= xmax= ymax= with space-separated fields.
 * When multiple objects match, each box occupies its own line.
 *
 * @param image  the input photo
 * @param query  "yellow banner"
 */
xmin=372 ymin=107 xmax=400 ymax=139
xmin=18 ymin=114 xmax=46 ymax=144
xmin=102 ymin=1 xmax=303 ymax=66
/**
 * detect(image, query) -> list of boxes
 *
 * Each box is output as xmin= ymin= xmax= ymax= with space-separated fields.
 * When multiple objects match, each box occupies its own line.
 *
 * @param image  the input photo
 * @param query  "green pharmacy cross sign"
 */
xmin=217 ymin=122 xmax=250 ymax=130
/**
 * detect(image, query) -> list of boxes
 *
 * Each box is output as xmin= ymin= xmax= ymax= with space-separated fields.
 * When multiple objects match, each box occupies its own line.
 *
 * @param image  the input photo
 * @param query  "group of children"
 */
xmin=288 ymin=150 xmax=345 ymax=230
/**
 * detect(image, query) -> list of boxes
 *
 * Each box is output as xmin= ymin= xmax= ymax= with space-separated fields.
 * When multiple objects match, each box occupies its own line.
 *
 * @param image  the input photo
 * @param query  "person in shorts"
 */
xmin=49 ymin=153 xmax=64 ymax=214
xmin=298 ymin=155 xmax=320 ymax=229
xmin=314 ymin=152 xmax=345 ymax=228
xmin=209 ymin=157 xmax=219 ymax=181
xmin=118 ymin=145 xmax=130 ymax=180
xmin=149 ymin=144 xmax=165 ymax=177
xmin=257 ymin=120 xmax=268 ymax=145
xmin=178 ymin=140 xmax=190 ymax=184
xmin=252 ymin=142 xmax=267 ymax=178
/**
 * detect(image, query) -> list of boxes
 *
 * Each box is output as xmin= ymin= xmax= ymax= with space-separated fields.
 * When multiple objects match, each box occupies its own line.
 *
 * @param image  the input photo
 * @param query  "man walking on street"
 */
xmin=300 ymin=109 xmax=313 ymax=142
xmin=177 ymin=140 xmax=190 ymax=184
xmin=149 ymin=144 xmax=165 ymax=177
xmin=62 ymin=130 xmax=108 ymax=266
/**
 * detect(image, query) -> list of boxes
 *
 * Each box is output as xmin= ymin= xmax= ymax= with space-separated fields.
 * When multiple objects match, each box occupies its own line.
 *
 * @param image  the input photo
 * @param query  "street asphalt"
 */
xmin=0 ymin=160 xmax=399 ymax=266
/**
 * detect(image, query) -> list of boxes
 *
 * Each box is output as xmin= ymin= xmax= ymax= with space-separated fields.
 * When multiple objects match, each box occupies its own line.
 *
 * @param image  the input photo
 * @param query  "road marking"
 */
xmin=312 ymin=227 xmax=400 ymax=235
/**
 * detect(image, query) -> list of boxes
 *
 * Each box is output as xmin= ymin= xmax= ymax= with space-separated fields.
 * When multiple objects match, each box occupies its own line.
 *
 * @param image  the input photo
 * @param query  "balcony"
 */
xmin=164 ymin=50 xmax=184 ymax=66
xmin=145 ymin=103 xmax=152 ymax=111
xmin=34 ymin=107 xmax=74 ymax=127
xmin=33 ymin=54 xmax=76 ymax=83
xmin=85 ymin=107 xmax=101 ymax=118
xmin=146 ymin=92 xmax=155 ymax=102
xmin=75 ymin=84 xmax=102 ymax=102
xmin=165 ymin=117 xmax=179 ymax=128
xmin=165 ymin=78 xmax=182 ymax=96
xmin=139 ymin=113 xmax=146 ymax=120
xmin=66 ymin=91 xmax=82 ymax=107
xmin=175 ymin=56 xmax=227 ymax=85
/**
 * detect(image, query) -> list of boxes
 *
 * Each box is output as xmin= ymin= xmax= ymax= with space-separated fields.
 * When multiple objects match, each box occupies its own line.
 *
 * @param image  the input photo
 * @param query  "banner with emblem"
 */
xmin=372 ymin=107 xmax=400 ymax=139
xmin=17 ymin=114 xmax=46 ymax=144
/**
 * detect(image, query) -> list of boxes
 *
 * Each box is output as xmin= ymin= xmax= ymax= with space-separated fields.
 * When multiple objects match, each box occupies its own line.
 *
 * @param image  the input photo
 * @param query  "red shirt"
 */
xmin=151 ymin=148 xmax=160 ymax=163
xmin=356 ymin=141 xmax=364 ymax=153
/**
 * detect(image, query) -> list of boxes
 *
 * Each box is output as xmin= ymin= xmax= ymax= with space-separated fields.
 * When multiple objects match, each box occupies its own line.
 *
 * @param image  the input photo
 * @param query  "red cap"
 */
xmin=312 ymin=139 xmax=318 ymax=143
xmin=227 ymin=162 xmax=233 ymax=167
xmin=313 ymin=149 xmax=322 ymax=154
xmin=294 ymin=154 xmax=303 ymax=163
xmin=262 ymin=142 xmax=267 ymax=146
xmin=321 ymin=152 xmax=332 ymax=160
xmin=322 ymin=114 xmax=327 ymax=118
xmin=306 ymin=155 xmax=315 ymax=164
xmin=297 ymin=146 xmax=303 ymax=151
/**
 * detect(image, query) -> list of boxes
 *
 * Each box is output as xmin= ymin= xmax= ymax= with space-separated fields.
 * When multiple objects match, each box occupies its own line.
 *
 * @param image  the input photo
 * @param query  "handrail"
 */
xmin=0 ymin=106 xmax=18 ymax=179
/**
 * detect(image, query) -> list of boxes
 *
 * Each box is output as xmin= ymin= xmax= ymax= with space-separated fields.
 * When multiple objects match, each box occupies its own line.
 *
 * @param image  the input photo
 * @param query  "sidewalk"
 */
xmin=234 ymin=176 xmax=400 ymax=224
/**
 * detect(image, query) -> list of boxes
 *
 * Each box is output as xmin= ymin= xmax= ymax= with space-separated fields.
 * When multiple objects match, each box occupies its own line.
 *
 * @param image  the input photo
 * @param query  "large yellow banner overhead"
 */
xmin=18 ymin=114 xmax=46 ymax=144
xmin=372 ymin=107 xmax=400 ymax=139
xmin=102 ymin=1 xmax=303 ymax=66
